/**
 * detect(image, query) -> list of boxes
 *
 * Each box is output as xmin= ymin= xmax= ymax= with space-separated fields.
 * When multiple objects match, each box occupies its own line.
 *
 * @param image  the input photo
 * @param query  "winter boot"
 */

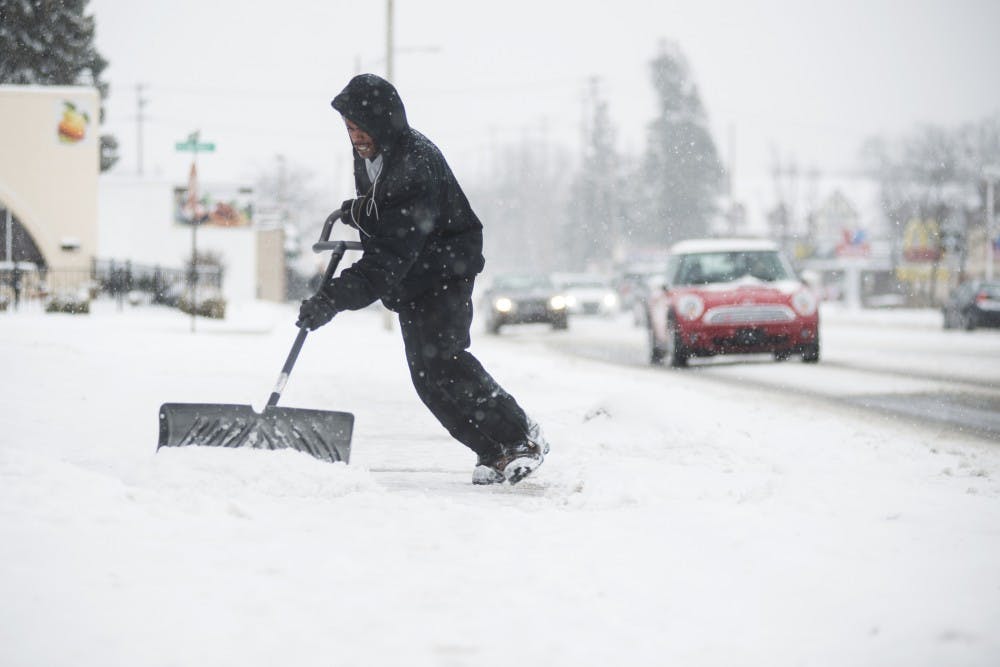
xmin=472 ymin=419 xmax=550 ymax=486
xmin=472 ymin=459 xmax=506 ymax=485
xmin=527 ymin=418 xmax=551 ymax=455
xmin=472 ymin=439 xmax=545 ymax=486
xmin=500 ymin=439 xmax=545 ymax=484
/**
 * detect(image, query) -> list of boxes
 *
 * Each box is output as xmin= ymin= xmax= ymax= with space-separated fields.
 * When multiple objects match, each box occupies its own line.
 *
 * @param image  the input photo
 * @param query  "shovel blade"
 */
xmin=158 ymin=403 xmax=353 ymax=464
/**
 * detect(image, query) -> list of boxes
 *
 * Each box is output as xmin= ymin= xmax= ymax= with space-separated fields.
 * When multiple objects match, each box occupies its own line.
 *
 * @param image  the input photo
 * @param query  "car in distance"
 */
xmin=645 ymin=238 xmax=819 ymax=366
xmin=942 ymin=279 xmax=1000 ymax=330
xmin=552 ymin=272 xmax=619 ymax=316
xmin=617 ymin=264 xmax=667 ymax=326
xmin=481 ymin=273 xmax=568 ymax=334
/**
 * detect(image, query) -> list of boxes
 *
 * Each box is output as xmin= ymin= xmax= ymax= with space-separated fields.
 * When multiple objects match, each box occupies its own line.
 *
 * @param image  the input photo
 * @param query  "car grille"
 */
xmin=702 ymin=305 xmax=795 ymax=325
xmin=517 ymin=299 xmax=549 ymax=315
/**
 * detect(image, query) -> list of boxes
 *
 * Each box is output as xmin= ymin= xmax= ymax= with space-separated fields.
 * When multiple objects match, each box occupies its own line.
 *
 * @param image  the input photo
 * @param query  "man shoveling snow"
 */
xmin=297 ymin=73 xmax=549 ymax=485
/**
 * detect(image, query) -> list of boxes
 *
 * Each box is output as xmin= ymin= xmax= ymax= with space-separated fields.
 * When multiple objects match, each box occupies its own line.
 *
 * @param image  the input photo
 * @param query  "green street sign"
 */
xmin=175 ymin=141 xmax=215 ymax=152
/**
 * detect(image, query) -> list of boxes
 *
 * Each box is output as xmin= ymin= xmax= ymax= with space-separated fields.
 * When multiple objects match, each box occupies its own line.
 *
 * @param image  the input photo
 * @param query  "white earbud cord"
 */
xmin=352 ymin=166 xmax=381 ymax=238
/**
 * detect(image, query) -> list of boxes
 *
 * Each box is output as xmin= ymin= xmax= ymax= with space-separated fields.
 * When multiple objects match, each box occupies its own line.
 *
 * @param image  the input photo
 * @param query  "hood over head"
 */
xmin=331 ymin=74 xmax=410 ymax=153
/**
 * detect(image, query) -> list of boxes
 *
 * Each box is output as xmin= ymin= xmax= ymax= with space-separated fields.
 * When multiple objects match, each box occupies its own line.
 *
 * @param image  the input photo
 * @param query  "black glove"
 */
xmin=340 ymin=199 xmax=354 ymax=222
xmin=340 ymin=196 xmax=370 ymax=226
xmin=296 ymin=293 xmax=338 ymax=331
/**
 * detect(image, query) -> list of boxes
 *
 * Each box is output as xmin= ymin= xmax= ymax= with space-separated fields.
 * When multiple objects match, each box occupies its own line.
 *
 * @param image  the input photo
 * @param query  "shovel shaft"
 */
xmin=159 ymin=207 xmax=357 ymax=466
xmin=267 ymin=326 xmax=309 ymax=407
xmin=266 ymin=209 xmax=358 ymax=408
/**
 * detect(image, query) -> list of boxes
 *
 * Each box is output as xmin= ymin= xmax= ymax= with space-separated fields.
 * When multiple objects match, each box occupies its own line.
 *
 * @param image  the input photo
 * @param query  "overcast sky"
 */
xmin=90 ymin=0 xmax=1000 ymax=221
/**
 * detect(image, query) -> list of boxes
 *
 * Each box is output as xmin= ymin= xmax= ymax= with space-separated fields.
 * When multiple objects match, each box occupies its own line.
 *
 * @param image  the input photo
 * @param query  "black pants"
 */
xmin=397 ymin=278 xmax=529 ymax=460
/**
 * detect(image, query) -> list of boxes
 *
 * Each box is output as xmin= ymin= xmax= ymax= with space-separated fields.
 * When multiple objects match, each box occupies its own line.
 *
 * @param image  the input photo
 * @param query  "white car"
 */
xmin=552 ymin=273 xmax=619 ymax=316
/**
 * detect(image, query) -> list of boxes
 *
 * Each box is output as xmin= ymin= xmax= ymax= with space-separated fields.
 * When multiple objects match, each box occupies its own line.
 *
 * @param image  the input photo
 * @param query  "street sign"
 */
xmin=175 ymin=131 xmax=215 ymax=153
xmin=175 ymin=140 xmax=215 ymax=152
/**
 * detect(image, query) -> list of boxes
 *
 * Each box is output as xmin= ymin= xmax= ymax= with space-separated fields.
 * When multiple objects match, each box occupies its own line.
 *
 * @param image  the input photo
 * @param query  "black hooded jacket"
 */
xmin=324 ymin=74 xmax=485 ymax=312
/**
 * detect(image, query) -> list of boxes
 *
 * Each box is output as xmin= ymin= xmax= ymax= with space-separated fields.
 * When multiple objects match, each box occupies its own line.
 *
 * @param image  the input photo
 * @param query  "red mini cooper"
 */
xmin=646 ymin=239 xmax=820 ymax=366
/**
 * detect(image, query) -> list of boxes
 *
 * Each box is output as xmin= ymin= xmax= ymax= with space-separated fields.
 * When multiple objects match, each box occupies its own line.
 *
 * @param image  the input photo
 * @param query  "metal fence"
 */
xmin=0 ymin=259 xmax=223 ymax=311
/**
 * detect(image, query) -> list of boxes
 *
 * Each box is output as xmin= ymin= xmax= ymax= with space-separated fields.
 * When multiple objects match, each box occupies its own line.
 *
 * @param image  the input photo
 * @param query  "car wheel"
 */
xmin=648 ymin=322 xmax=665 ymax=365
xmin=665 ymin=319 xmax=688 ymax=368
xmin=488 ymin=318 xmax=501 ymax=335
xmin=552 ymin=316 xmax=568 ymax=331
xmin=802 ymin=340 xmax=820 ymax=363
xmin=773 ymin=350 xmax=790 ymax=362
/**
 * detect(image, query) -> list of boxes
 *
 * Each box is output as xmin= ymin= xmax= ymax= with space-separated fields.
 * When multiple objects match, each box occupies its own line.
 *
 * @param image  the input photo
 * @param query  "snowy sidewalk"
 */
xmin=2 ymin=301 xmax=999 ymax=667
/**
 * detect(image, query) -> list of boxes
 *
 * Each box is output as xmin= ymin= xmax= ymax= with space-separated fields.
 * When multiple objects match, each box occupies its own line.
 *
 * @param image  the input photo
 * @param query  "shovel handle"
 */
xmin=266 ymin=209 xmax=360 ymax=408
xmin=312 ymin=241 xmax=364 ymax=252
xmin=318 ymin=209 xmax=342 ymax=243
xmin=268 ymin=327 xmax=309 ymax=407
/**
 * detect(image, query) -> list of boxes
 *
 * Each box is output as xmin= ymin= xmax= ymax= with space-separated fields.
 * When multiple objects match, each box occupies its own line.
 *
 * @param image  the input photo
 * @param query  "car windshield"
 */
xmin=670 ymin=251 xmax=794 ymax=285
xmin=979 ymin=282 xmax=1000 ymax=298
xmin=492 ymin=274 xmax=553 ymax=291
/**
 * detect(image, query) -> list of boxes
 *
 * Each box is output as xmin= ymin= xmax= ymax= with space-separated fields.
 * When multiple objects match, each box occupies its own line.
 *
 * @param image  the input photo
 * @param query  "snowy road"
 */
xmin=489 ymin=305 xmax=1000 ymax=441
xmin=3 ymin=300 xmax=1000 ymax=667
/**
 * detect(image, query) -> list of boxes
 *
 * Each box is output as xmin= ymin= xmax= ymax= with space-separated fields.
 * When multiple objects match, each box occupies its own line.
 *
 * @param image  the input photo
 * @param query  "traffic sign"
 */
xmin=175 ymin=140 xmax=215 ymax=152
xmin=175 ymin=131 xmax=215 ymax=153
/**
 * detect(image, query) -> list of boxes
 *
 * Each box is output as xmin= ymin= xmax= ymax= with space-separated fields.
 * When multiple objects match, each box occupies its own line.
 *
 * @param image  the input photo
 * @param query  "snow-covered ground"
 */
xmin=2 ymin=300 xmax=999 ymax=667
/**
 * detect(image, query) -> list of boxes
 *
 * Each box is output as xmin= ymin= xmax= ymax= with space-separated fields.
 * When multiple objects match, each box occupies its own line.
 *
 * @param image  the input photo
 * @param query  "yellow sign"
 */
xmin=895 ymin=265 xmax=949 ymax=282
xmin=902 ymin=218 xmax=941 ymax=262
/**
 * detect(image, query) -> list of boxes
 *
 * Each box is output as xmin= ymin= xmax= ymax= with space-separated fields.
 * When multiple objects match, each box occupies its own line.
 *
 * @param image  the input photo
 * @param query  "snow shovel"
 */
xmin=157 ymin=211 xmax=363 ymax=464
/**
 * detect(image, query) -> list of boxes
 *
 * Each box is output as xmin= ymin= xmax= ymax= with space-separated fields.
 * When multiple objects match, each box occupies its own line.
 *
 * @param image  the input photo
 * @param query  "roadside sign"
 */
xmin=175 ymin=131 xmax=215 ymax=153
xmin=175 ymin=140 xmax=215 ymax=152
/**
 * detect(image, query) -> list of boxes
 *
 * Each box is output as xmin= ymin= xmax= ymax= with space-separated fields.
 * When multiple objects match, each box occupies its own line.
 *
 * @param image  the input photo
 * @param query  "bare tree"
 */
xmin=564 ymin=77 xmax=627 ymax=271
xmin=466 ymin=129 xmax=570 ymax=274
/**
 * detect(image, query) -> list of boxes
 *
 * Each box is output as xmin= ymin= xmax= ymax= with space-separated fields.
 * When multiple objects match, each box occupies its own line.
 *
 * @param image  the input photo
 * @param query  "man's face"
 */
xmin=345 ymin=118 xmax=378 ymax=159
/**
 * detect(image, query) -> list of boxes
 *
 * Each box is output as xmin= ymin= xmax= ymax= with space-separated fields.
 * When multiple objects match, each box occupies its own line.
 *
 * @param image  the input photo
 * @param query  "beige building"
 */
xmin=1 ymin=85 xmax=286 ymax=305
xmin=0 ymin=85 xmax=99 ymax=278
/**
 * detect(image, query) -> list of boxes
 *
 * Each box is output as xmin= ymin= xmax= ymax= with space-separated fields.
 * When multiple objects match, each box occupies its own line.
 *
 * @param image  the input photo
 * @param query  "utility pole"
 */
xmin=985 ymin=166 xmax=1000 ymax=281
xmin=726 ymin=122 xmax=736 ymax=235
xmin=385 ymin=0 xmax=395 ymax=81
xmin=136 ymin=83 xmax=148 ymax=176
xmin=277 ymin=154 xmax=289 ymax=228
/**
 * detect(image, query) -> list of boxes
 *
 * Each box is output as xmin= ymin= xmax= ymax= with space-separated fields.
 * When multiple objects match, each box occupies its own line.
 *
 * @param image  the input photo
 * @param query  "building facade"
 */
xmin=1 ymin=85 xmax=286 ymax=306
xmin=0 ymin=85 xmax=99 ymax=279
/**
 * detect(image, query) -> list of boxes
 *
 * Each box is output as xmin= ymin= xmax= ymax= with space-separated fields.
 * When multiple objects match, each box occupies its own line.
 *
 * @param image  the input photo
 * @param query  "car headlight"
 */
xmin=675 ymin=293 xmax=705 ymax=321
xmin=564 ymin=295 xmax=577 ymax=308
xmin=549 ymin=295 xmax=567 ymax=310
xmin=791 ymin=289 xmax=817 ymax=316
xmin=494 ymin=297 xmax=514 ymax=313
xmin=603 ymin=293 xmax=619 ymax=308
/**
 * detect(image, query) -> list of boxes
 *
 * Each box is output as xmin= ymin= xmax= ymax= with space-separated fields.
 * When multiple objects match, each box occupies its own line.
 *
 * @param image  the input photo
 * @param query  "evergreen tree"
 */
xmin=635 ymin=41 xmax=723 ymax=244
xmin=565 ymin=78 xmax=627 ymax=270
xmin=0 ymin=0 xmax=118 ymax=171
